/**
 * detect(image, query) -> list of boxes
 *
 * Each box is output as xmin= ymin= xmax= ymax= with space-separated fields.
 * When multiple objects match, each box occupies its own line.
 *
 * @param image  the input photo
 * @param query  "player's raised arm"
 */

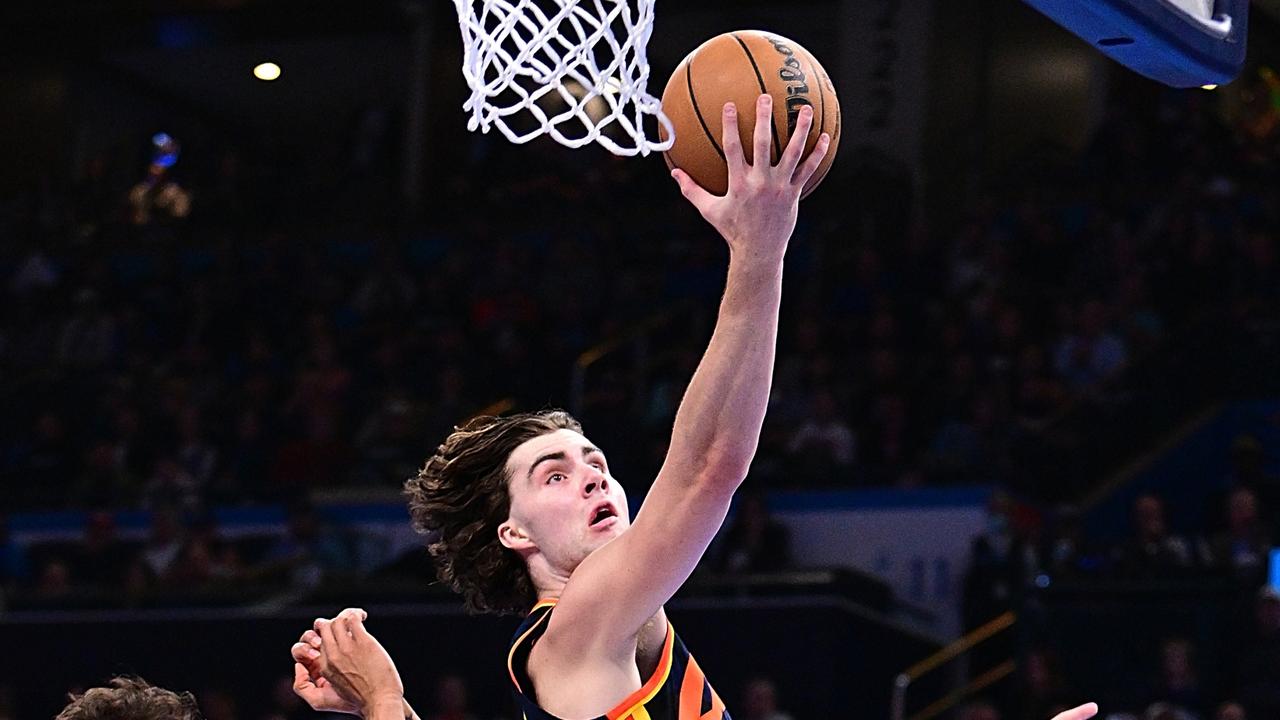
xmin=548 ymin=94 xmax=831 ymax=642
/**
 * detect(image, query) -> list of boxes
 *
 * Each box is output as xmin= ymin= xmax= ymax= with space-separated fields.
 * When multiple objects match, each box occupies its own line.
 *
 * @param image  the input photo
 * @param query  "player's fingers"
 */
xmin=292 ymin=662 xmax=314 ymax=691
xmin=719 ymin=102 xmax=747 ymax=180
xmin=671 ymin=168 xmax=718 ymax=209
xmin=348 ymin=613 xmax=373 ymax=640
xmin=316 ymin=618 xmax=341 ymax=657
xmin=292 ymin=641 xmax=321 ymax=663
xmin=790 ymin=133 xmax=830 ymax=190
xmin=777 ymin=104 xmax=814 ymax=178
xmin=293 ymin=664 xmax=326 ymax=709
xmin=337 ymin=607 xmax=367 ymax=625
xmin=1050 ymin=703 xmax=1099 ymax=720
xmin=333 ymin=614 xmax=356 ymax=652
xmin=751 ymin=94 xmax=774 ymax=170
xmin=301 ymin=629 xmax=321 ymax=649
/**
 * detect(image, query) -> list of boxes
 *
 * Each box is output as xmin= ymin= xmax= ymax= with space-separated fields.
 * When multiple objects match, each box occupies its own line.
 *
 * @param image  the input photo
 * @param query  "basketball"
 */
xmin=660 ymin=30 xmax=841 ymax=199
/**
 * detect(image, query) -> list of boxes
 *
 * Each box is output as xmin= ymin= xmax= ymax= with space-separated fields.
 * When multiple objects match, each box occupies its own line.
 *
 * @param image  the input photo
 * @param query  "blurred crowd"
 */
xmin=2 ymin=76 xmax=1278 ymax=519
xmin=960 ymin=480 xmax=1278 ymax=720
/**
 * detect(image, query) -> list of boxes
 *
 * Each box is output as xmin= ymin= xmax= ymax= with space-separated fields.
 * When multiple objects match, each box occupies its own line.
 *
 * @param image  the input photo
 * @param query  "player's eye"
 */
xmin=546 ymin=473 xmax=566 ymax=484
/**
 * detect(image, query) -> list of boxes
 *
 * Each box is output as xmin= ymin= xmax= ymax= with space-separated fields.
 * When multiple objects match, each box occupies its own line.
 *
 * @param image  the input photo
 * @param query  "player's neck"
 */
xmin=526 ymin=554 xmax=570 ymax=602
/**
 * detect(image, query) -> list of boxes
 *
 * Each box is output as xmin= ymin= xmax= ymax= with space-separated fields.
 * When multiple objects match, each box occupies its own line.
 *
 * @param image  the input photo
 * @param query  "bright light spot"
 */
xmin=253 ymin=62 xmax=282 ymax=82
xmin=1201 ymin=84 xmax=1218 ymax=90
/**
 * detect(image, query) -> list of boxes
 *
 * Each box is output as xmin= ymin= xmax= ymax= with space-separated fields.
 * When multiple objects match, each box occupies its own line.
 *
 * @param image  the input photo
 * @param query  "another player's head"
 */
xmin=56 ymin=677 xmax=202 ymax=720
xmin=406 ymin=409 xmax=629 ymax=614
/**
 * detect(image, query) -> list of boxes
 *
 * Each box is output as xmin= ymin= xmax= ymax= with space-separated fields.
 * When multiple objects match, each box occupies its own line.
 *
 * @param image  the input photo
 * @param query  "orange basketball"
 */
xmin=660 ymin=30 xmax=841 ymax=199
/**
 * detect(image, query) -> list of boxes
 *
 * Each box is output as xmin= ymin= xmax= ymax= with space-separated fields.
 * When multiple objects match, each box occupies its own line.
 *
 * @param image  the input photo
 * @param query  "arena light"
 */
xmin=1201 ymin=83 xmax=1218 ymax=90
xmin=253 ymin=62 xmax=282 ymax=81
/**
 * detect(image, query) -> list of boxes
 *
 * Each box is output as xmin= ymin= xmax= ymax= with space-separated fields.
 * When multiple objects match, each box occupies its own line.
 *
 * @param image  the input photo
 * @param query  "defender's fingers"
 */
xmin=790 ymin=133 xmax=831 ymax=189
xmin=333 ymin=614 xmax=356 ymax=652
xmin=292 ymin=662 xmax=313 ymax=690
xmin=315 ymin=618 xmax=341 ymax=656
xmin=301 ymin=629 xmax=321 ymax=649
xmin=1051 ymin=703 xmax=1099 ymax=720
xmin=719 ymin=103 xmax=746 ymax=179
xmin=337 ymin=607 xmax=367 ymax=622
xmin=778 ymin=104 xmax=814 ymax=177
xmin=348 ymin=614 xmax=373 ymax=640
xmin=751 ymin=94 xmax=774 ymax=168
xmin=292 ymin=641 xmax=321 ymax=663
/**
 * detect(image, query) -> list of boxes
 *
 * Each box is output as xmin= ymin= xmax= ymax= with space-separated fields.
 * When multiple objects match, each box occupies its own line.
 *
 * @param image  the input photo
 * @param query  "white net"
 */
xmin=453 ymin=0 xmax=674 ymax=156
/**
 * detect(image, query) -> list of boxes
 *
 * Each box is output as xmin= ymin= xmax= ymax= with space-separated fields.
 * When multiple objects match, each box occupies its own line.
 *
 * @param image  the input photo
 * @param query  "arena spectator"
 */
xmin=175 ymin=407 xmax=219 ymax=491
xmin=1052 ymin=300 xmax=1128 ymax=393
xmin=197 ymin=689 xmax=239 ymax=720
xmin=140 ymin=508 xmax=187 ymax=583
xmin=711 ymin=489 xmax=792 ymax=574
xmin=737 ymin=676 xmax=794 ymax=720
xmin=1225 ymin=436 xmax=1279 ymax=537
xmin=964 ymin=493 xmax=1035 ymax=629
xmin=956 ymin=699 xmax=1002 ymax=720
xmin=1213 ymin=701 xmax=1246 ymax=720
xmin=1141 ymin=702 xmax=1196 ymax=720
xmin=1113 ymin=494 xmax=1195 ymax=577
xmin=256 ymin=501 xmax=353 ymax=590
xmin=35 ymin=557 xmax=73 ymax=599
xmin=262 ymin=675 xmax=307 ymax=720
xmin=427 ymin=674 xmax=480 ymax=720
xmin=71 ymin=511 xmax=132 ymax=589
xmin=1148 ymin=638 xmax=1205 ymax=718
xmin=785 ymin=389 xmax=856 ymax=479
xmin=1237 ymin=588 xmax=1280 ymax=719
xmin=1203 ymin=487 xmax=1272 ymax=586
xmin=144 ymin=458 xmax=201 ymax=513
xmin=1018 ymin=648 xmax=1076 ymax=720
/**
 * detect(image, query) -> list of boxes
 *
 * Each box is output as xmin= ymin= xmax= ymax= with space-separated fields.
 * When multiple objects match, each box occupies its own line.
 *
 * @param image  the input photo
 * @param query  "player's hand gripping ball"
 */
xmin=661 ymin=30 xmax=841 ymax=198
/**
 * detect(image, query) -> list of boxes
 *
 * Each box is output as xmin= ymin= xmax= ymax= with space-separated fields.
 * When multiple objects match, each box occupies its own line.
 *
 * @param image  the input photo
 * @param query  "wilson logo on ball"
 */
xmin=765 ymin=35 xmax=815 ymax=137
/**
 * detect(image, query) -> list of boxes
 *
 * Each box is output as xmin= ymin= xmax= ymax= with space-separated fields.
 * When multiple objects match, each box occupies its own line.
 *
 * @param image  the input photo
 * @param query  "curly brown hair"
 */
xmin=405 ymin=409 xmax=582 ymax=615
xmin=56 ymin=677 xmax=202 ymax=720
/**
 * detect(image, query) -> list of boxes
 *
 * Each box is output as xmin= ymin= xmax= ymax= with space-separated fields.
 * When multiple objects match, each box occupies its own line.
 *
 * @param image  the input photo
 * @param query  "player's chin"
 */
xmin=584 ymin=522 xmax=626 ymax=547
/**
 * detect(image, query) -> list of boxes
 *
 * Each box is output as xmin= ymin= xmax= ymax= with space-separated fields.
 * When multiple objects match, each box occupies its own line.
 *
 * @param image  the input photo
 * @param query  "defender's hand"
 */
xmin=293 ymin=661 xmax=361 ymax=716
xmin=292 ymin=625 xmax=361 ymax=715
xmin=671 ymin=94 xmax=830 ymax=263
xmin=313 ymin=609 xmax=405 ymax=714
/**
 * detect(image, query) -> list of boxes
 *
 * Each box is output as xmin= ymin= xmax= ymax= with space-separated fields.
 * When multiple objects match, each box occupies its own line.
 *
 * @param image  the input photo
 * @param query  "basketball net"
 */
xmin=453 ymin=0 xmax=674 ymax=156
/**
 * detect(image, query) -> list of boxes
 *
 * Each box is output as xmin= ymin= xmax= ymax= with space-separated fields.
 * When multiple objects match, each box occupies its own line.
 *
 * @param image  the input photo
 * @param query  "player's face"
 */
xmin=502 ymin=429 xmax=630 ymax=572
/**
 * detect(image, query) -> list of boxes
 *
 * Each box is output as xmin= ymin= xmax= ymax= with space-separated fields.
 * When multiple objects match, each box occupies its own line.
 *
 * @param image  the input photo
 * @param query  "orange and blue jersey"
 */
xmin=507 ymin=599 xmax=731 ymax=720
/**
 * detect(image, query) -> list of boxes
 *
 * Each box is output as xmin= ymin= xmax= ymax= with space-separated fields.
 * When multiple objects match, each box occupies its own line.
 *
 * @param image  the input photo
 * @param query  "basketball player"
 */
xmin=398 ymin=94 xmax=827 ymax=720
xmin=292 ymin=98 xmax=1096 ymax=720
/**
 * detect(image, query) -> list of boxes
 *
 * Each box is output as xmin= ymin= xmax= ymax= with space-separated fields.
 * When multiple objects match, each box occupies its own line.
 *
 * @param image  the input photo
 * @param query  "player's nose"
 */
xmin=582 ymin=474 xmax=609 ymax=497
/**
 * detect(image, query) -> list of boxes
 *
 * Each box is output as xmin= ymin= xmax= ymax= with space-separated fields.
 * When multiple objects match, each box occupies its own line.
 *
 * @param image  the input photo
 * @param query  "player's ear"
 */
xmin=499 ymin=519 xmax=535 ymax=552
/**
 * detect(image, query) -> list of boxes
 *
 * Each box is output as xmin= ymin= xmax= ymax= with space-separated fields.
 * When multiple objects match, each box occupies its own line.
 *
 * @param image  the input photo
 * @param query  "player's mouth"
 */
xmin=588 ymin=501 xmax=619 ymax=529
